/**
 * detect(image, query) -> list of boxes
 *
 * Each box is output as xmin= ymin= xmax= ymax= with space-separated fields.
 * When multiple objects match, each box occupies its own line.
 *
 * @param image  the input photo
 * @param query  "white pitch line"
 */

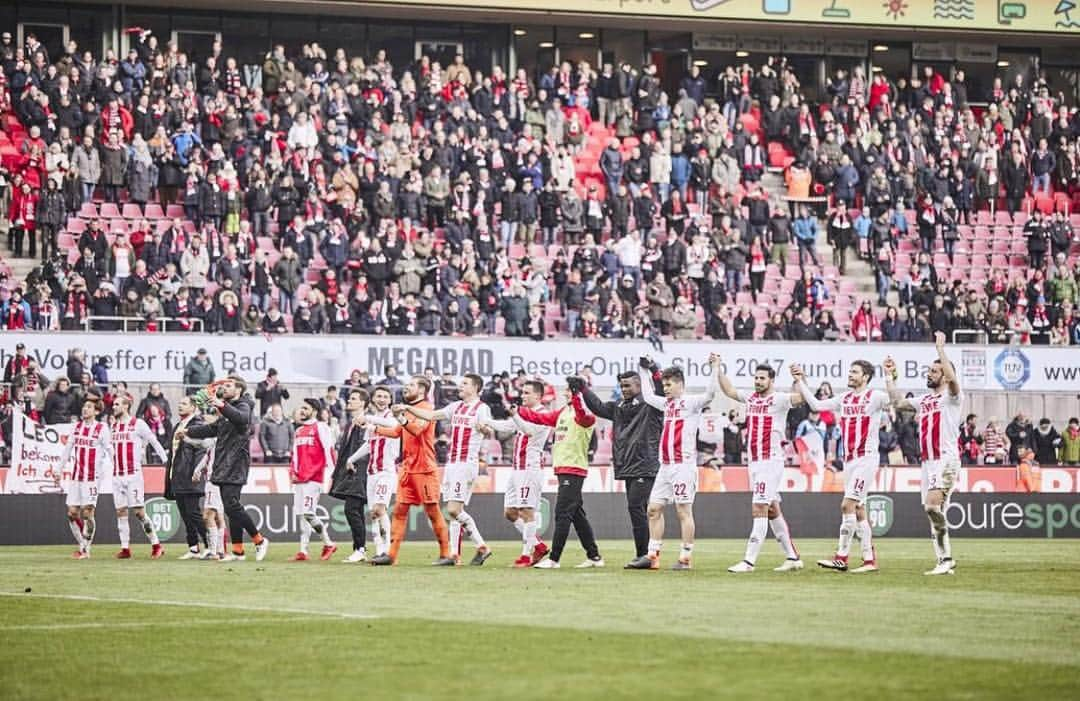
xmin=0 ymin=591 xmax=378 ymax=620
xmin=0 ymin=617 xmax=304 ymax=632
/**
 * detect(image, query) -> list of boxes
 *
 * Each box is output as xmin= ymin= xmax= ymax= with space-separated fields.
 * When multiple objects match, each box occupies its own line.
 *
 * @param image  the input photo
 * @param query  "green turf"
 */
xmin=1 ymin=539 xmax=1078 ymax=700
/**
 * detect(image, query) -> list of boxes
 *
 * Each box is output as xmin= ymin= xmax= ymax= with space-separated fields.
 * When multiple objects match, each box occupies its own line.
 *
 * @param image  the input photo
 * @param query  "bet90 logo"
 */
xmin=144 ymin=497 xmax=181 ymax=541
xmin=866 ymin=495 xmax=894 ymax=537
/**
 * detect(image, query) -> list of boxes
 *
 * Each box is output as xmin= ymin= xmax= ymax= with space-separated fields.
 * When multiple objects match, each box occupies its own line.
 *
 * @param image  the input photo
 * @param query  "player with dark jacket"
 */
xmin=579 ymin=367 xmax=663 ymax=561
xmin=177 ymin=375 xmax=269 ymax=561
xmin=329 ymin=388 xmax=370 ymax=562
xmin=166 ymin=396 xmax=208 ymax=558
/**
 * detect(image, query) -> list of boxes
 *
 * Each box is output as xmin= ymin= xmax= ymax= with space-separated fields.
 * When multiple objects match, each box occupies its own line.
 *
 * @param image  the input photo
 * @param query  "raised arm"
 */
xmin=934 ymin=331 xmax=961 ymax=398
xmin=638 ymin=360 xmax=667 ymax=411
xmin=579 ymin=385 xmax=616 ymax=421
xmin=790 ymin=364 xmax=842 ymax=412
xmin=218 ymin=399 xmax=252 ymax=429
xmin=713 ymin=353 xmax=743 ymax=403
xmin=569 ymin=392 xmax=596 ymax=428
xmin=882 ymin=356 xmax=916 ymax=411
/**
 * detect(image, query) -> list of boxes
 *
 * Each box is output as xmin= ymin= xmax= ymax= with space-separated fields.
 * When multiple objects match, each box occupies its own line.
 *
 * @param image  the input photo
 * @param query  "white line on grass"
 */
xmin=0 ymin=617 xmax=305 ymax=631
xmin=0 ymin=591 xmax=378 ymax=620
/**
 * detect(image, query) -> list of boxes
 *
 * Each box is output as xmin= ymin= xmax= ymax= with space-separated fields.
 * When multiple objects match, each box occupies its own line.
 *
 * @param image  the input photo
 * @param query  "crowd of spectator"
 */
xmin=0 ymin=30 xmax=1077 ymax=343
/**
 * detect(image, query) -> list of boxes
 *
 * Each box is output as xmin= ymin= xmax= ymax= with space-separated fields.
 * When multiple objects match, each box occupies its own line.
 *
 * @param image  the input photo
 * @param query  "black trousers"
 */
xmin=624 ymin=476 xmax=655 ymax=557
xmin=343 ymin=496 xmax=367 ymax=551
xmin=551 ymin=473 xmax=600 ymax=563
xmin=219 ymin=484 xmax=259 ymax=545
xmin=176 ymin=494 xmax=208 ymax=548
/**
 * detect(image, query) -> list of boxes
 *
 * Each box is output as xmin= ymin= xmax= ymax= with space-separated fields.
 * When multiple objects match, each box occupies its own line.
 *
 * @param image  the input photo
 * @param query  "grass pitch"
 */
xmin=1 ymin=539 xmax=1077 ymax=700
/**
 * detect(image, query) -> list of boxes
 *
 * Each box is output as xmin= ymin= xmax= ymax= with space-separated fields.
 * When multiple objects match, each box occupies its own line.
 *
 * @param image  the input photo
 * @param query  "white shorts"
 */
xmin=442 ymin=462 xmax=478 ymax=505
xmin=204 ymin=482 xmax=223 ymax=512
xmin=366 ymin=470 xmax=396 ymax=507
xmin=293 ymin=481 xmax=322 ymax=515
xmin=650 ymin=463 xmax=698 ymax=505
xmin=65 ymin=480 xmax=99 ymax=507
xmin=921 ymin=459 xmax=959 ymax=506
xmin=748 ymin=459 xmax=784 ymax=505
xmin=112 ymin=473 xmax=146 ymax=510
xmin=843 ymin=456 xmax=879 ymax=504
xmin=504 ymin=469 xmax=543 ymax=510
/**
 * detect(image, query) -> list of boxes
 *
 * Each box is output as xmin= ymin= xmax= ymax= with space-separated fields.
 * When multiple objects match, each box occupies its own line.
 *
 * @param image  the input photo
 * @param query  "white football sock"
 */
xmin=83 ymin=516 xmax=96 ymax=542
xmin=858 ymin=519 xmax=875 ymax=562
xmin=456 ymin=511 xmax=485 ymax=548
xmin=68 ymin=519 xmax=86 ymax=549
xmin=513 ymin=517 xmax=525 ymax=535
xmin=448 ymin=519 xmax=462 ymax=557
xmin=136 ymin=512 xmax=159 ymax=545
xmin=928 ymin=507 xmax=951 ymax=560
xmin=770 ymin=516 xmax=800 ymax=559
xmin=522 ymin=519 xmax=538 ymax=555
xmin=679 ymin=542 xmax=694 ymax=561
xmin=371 ymin=514 xmax=386 ymax=556
xmin=378 ymin=513 xmax=391 ymax=555
xmin=743 ymin=517 xmax=768 ymax=565
xmin=837 ymin=513 xmax=857 ymax=557
xmin=207 ymin=524 xmax=219 ymax=553
xmin=299 ymin=517 xmax=311 ymax=554
xmin=307 ymin=515 xmax=333 ymax=546
xmin=217 ymin=523 xmax=226 ymax=553
xmin=647 ymin=539 xmax=662 ymax=557
xmin=117 ymin=517 xmax=131 ymax=549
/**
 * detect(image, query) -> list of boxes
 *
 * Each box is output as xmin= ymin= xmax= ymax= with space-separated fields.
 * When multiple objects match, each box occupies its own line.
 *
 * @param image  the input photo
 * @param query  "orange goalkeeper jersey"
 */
xmin=376 ymin=400 xmax=436 ymax=474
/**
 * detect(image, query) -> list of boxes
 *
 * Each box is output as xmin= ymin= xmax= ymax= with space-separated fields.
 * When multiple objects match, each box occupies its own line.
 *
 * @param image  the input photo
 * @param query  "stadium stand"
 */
xmin=0 ymin=30 xmax=1077 ymax=346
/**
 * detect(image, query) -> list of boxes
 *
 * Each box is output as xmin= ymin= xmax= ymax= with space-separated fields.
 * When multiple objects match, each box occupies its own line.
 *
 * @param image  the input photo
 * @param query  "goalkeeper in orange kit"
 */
xmin=366 ymin=375 xmax=452 ymax=566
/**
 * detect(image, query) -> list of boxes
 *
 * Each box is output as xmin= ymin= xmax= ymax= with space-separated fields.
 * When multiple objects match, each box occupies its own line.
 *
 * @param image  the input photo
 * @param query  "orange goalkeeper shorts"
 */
xmin=397 ymin=471 xmax=440 ymax=505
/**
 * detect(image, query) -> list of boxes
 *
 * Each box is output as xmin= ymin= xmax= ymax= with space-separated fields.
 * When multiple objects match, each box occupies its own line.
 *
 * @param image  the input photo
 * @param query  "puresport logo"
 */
xmin=946 ymin=500 xmax=1080 ymax=538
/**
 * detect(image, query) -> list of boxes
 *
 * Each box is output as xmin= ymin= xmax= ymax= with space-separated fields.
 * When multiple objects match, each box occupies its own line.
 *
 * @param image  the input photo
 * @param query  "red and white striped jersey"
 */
xmin=738 ymin=391 xmax=793 ymax=463
xmin=443 ymin=400 xmax=492 ymax=466
xmin=834 ymin=390 xmax=890 ymax=460
xmin=291 ymin=420 xmax=336 ymax=483
xmin=61 ymin=420 xmax=112 ymax=482
xmin=110 ymin=416 xmax=169 ymax=477
xmin=914 ymin=389 xmax=964 ymax=463
xmin=365 ymin=409 xmax=401 ymax=474
xmin=640 ymin=367 xmax=717 ymax=466
xmin=488 ymin=415 xmax=551 ymax=471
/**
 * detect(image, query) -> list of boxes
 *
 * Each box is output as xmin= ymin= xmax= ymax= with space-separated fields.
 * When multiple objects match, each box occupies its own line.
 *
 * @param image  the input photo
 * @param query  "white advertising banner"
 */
xmin=0 ymin=334 xmax=1076 ymax=392
xmin=6 ymin=410 xmax=76 ymax=494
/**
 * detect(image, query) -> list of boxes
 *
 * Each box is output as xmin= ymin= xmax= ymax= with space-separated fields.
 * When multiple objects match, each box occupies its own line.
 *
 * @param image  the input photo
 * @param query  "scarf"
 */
xmin=65 ymin=291 xmax=88 ymax=320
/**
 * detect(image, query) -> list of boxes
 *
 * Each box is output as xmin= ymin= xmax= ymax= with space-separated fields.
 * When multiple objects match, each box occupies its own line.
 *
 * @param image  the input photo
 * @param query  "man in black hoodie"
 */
xmin=177 ymin=375 xmax=268 ymax=561
xmin=577 ymin=367 xmax=663 ymax=564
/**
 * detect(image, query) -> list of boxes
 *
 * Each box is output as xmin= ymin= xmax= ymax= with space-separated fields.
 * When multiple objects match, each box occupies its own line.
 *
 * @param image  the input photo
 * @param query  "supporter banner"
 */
xmin=378 ymin=0 xmax=1079 ymax=34
xmin=2 ymin=333 xmax=1078 ymax=392
xmin=4 ymin=411 xmax=76 ymax=494
xmin=2 ymin=492 xmax=1078 ymax=545
xmin=5 ymin=465 xmax=1076 ymax=495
